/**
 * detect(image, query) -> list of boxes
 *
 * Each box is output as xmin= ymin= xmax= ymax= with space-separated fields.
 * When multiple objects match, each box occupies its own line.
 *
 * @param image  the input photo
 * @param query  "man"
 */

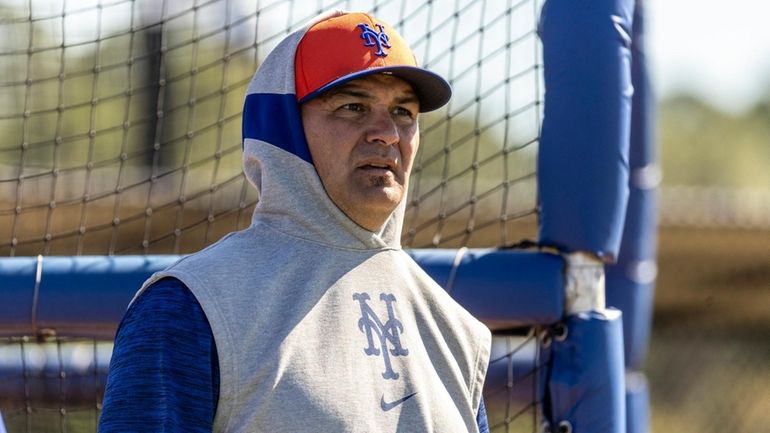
xmin=99 ymin=10 xmax=491 ymax=433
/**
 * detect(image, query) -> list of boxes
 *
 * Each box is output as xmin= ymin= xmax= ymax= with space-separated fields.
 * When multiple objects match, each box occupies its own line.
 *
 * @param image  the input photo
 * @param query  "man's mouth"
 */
xmin=362 ymin=163 xmax=391 ymax=171
xmin=358 ymin=159 xmax=397 ymax=173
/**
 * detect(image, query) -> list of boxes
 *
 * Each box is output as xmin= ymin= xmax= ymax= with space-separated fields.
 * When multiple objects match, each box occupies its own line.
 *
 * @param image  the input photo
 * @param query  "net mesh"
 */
xmin=0 ymin=0 xmax=545 ymax=431
xmin=0 ymin=0 xmax=542 ymax=255
xmin=0 ymin=337 xmax=111 ymax=433
xmin=1 ymin=332 xmax=548 ymax=433
xmin=485 ymin=331 xmax=548 ymax=433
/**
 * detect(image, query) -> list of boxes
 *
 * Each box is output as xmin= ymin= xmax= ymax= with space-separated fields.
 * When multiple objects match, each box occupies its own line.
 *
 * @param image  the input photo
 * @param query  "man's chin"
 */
xmin=362 ymin=172 xmax=399 ymax=188
xmin=355 ymin=186 xmax=404 ymax=212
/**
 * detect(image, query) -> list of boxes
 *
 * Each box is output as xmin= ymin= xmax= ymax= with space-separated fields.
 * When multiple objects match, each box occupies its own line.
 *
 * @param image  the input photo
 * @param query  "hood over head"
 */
xmin=241 ymin=10 xmax=451 ymax=250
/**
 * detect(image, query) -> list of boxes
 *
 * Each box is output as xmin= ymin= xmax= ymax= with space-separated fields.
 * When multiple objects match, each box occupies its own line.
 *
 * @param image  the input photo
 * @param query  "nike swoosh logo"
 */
xmin=380 ymin=391 xmax=418 ymax=411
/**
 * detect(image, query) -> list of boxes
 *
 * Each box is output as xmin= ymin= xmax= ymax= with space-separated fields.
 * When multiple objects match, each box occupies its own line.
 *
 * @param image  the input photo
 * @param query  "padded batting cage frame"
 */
xmin=0 ymin=0 xmax=657 ymax=433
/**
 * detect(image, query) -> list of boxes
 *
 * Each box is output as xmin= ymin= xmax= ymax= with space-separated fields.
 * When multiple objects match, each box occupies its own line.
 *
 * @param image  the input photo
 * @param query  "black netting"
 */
xmin=0 ymin=0 xmax=542 ymax=255
xmin=0 ymin=337 xmax=110 ymax=433
xmin=0 ymin=1 xmax=546 ymax=431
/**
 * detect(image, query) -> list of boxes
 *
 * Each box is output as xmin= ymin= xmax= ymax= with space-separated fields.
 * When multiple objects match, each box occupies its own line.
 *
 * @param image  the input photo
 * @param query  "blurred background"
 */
xmin=646 ymin=0 xmax=770 ymax=431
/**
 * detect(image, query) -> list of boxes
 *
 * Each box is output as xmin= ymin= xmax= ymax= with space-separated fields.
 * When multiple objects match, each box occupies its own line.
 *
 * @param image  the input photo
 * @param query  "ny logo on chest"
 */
xmin=352 ymin=292 xmax=409 ymax=379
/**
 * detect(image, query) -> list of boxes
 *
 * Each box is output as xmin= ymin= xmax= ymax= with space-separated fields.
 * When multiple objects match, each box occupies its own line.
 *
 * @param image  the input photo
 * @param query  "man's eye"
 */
xmin=340 ymin=103 xmax=366 ymax=112
xmin=393 ymin=106 xmax=415 ymax=118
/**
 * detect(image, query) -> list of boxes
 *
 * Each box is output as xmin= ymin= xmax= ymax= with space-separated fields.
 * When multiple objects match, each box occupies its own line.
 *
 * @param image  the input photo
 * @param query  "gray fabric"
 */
xmin=134 ymin=9 xmax=491 ymax=433
xmin=243 ymin=139 xmax=401 ymax=249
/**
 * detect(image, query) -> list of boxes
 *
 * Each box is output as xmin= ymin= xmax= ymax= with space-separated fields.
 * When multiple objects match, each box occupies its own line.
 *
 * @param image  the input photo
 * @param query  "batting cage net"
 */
xmin=1 ymin=1 xmax=548 ymax=432
xmin=0 ymin=337 xmax=111 ymax=433
xmin=0 ymin=0 xmax=541 ymax=256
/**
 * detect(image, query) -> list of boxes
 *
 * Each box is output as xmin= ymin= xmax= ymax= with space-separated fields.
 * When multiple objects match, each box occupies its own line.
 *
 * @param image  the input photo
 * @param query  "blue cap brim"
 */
xmin=298 ymin=65 xmax=452 ymax=113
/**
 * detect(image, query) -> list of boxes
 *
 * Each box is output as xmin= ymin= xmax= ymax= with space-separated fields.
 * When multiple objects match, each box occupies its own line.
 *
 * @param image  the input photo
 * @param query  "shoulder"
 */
xmin=101 ymin=279 xmax=218 ymax=433
xmin=111 ymin=277 xmax=217 ymax=382
xmin=132 ymin=277 xmax=197 ymax=306
xmin=128 ymin=277 xmax=200 ymax=318
xmin=160 ymin=224 xmax=279 ymax=279
xmin=118 ymin=277 xmax=211 ymax=344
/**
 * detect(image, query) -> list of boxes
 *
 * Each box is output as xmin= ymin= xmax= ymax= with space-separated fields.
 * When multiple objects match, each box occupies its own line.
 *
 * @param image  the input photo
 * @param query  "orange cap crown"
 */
xmin=294 ymin=12 xmax=450 ymax=112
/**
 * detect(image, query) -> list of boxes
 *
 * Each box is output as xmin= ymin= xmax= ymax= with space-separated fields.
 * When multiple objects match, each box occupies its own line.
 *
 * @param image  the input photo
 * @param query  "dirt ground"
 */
xmin=648 ymin=226 xmax=770 ymax=433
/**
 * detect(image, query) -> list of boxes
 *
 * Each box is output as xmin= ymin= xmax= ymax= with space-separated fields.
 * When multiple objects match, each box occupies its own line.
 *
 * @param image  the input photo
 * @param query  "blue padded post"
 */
xmin=605 ymin=0 xmax=657 ymax=372
xmin=410 ymin=249 xmax=565 ymax=329
xmin=0 ymin=257 xmax=38 ymax=336
xmin=546 ymin=309 xmax=626 ymax=433
xmin=537 ymin=0 xmax=635 ymax=261
xmin=605 ymin=1 xmax=656 ymax=431
xmin=0 ymin=255 xmax=179 ymax=338
xmin=626 ymin=372 xmax=650 ymax=433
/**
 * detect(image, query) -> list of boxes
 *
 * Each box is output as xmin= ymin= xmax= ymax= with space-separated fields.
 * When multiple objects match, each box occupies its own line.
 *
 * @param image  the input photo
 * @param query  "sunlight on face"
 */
xmin=300 ymin=74 xmax=420 ymax=231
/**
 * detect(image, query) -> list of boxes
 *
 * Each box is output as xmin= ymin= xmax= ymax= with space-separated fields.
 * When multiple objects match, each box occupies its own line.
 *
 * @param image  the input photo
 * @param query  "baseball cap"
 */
xmin=294 ymin=12 xmax=451 ymax=112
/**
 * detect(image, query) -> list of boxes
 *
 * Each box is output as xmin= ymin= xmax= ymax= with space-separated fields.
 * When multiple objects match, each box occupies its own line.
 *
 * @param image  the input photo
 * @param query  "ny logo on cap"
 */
xmin=357 ymin=23 xmax=391 ymax=57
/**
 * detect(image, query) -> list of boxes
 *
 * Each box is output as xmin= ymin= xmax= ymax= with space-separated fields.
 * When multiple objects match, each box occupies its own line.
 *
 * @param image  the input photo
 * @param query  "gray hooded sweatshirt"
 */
xmin=136 ymin=10 xmax=491 ymax=433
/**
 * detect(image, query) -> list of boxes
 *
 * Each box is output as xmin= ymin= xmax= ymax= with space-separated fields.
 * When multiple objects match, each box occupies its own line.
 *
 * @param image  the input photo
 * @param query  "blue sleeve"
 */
xmin=98 ymin=278 xmax=219 ymax=433
xmin=477 ymin=397 xmax=490 ymax=433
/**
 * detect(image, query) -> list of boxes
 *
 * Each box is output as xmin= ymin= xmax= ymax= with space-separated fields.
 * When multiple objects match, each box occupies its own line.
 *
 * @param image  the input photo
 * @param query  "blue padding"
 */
xmin=0 ymin=257 xmax=37 ymax=335
xmin=605 ymin=268 xmax=654 ymax=370
xmin=605 ymin=182 xmax=656 ymax=370
xmin=626 ymin=371 xmax=650 ymax=433
xmin=0 ymin=256 xmax=179 ymax=338
xmin=537 ymin=0 xmax=634 ymax=260
xmin=242 ymin=93 xmax=312 ymax=163
xmin=606 ymin=187 xmax=656 ymax=367
xmin=409 ymin=249 xmax=565 ymax=329
xmin=1 ymin=250 xmax=566 ymax=336
xmin=606 ymin=0 xmax=657 ymax=370
xmin=546 ymin=309 xmax=626 ymax=433
xmin=629 ymin=0 xmax=656 ymax=188
xmin=606 ymin=192 xmax=656 ymax=370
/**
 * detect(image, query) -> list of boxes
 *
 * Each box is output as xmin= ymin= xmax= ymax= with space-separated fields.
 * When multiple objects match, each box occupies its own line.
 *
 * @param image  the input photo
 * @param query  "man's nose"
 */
xmin=365 ymin=110 xmax=400 ymax=147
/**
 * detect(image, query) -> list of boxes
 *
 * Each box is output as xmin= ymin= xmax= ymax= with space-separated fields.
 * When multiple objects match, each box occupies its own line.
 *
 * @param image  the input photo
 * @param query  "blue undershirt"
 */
xmin=98 ymin=278 xmax=489 ymax=433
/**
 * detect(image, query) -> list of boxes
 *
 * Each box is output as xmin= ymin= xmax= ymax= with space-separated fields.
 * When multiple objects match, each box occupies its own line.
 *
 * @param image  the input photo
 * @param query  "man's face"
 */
xmin=300 ymin=74 xmax=420 ymax=231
